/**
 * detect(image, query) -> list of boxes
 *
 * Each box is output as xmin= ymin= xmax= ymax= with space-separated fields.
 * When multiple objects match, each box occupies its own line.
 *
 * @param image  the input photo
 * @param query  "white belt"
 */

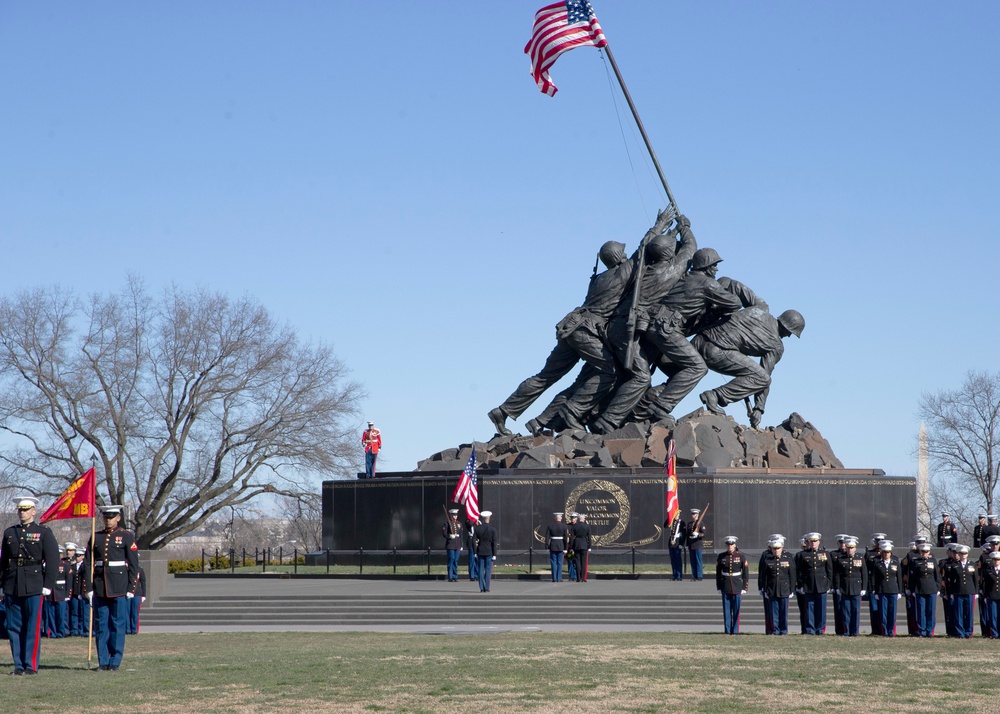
xmin=56 ymin=580 xmax=66 ymax=584
xmin=95 ymin=560 xmax=127 ymax=567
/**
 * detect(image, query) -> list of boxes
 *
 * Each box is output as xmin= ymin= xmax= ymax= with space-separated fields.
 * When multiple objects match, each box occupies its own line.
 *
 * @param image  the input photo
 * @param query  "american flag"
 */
xmin=452 ymin=449 xmax=480 ymax=522
xmin=524 ymin=0 xmax=608 ymax=97
xmin=665 ymin=439 xmax=679 ymax=528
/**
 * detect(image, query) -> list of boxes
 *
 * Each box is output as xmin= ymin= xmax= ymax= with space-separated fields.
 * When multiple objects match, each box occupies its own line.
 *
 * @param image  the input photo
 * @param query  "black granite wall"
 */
xmin=323 ymin=468 xmax=916 ymax=552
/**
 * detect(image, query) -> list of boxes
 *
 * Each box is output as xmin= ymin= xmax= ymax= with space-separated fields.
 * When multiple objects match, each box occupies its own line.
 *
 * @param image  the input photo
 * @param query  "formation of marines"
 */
xmin=488 ymin=210 xmax=805 ymax=437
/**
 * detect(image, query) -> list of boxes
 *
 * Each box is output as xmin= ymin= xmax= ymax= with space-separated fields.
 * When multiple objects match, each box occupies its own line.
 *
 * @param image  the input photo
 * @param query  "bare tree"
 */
xmin=0 ymin=278 xmax=363 ymax=549
xmin=919 ymin=370 xmax=1000 ymax=514
xmin=277 ymin=493 xmax=323 ymax=552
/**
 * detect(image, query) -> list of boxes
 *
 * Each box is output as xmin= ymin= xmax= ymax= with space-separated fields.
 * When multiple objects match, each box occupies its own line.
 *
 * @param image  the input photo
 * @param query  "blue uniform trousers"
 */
xmin=94 ymin=596 xmax=129 ymax=667
xmin=942 ymin=592 xmax=954 ymax=636
xmin=549 ymin=550 xmax=564 ymax=582
xmin=721 ymin=593 xmax=741 ymax=634
xmin=568 ymin=556 xmax=577 ymax=581
xmin=832 ymin=590 xmax=844 ymax=635
xmin=4 ymin=594 xmax=44 ymax=672
xmin=952 ymin=594 xmax=974 ymax=638
xmin=467 ymin=546 xmax=479 ymax=581
xmin=689 ymin=549 xmax=703 ymax=580
xmin=978 ymin=595 xmax=988 ymax=636
xmin=763 ymin=595 xmax=789 ymax=634
xmin=127 ymin=596 xmax=141 ymax=634
xmin=985 ymin=599 xmax=1000 ymax=638
xmin=477 ymin=556 xmax=493 ymax=592
xmin=838 ymin=594 xmax=861 ymax=636
xmin=446 ymin=549 xmax=460 ymax=582
xmin=876 ymin=594 xmax=898 ymax=636
xmin=43 ymin=600 xmax=57 ymax=637
xmin=915 ymin=594 xmax=937 ymax=637
xmin=669 ymin=546 xmax=684 ymax=581
xmin=867 ymin=593 xmax=882 ymax=635
xmin=57 ymin=601 xmax=69 ymax=637
xmin=364 ymin=451 xmax=377 ymax=478
xmin=801 ymin=592 xmax=827 ymax=634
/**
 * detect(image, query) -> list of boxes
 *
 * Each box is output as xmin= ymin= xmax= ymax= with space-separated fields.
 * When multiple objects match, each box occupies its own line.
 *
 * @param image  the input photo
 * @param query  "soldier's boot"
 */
xmin=488 ymin=407 xmax=512 ymax=436
xmin=525 ymin=418 xmax=544 ymax=436
xmin=699 ymin=390 xmax=725 ymax=415
xmin=559 ymin=409 xmax=586 ymax=433
xmin=590 ymin=416 xmax=615 ymax=435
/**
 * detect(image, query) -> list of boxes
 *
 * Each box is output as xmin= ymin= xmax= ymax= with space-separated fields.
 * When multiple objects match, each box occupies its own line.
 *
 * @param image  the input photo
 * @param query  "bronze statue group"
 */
xmin=489 ymin=209 xmax=804 ymax=438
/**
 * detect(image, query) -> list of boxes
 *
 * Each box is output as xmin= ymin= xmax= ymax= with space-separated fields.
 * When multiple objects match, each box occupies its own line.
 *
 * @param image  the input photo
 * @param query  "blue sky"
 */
xmin=1 ymin=2 xmax=997 ymax=480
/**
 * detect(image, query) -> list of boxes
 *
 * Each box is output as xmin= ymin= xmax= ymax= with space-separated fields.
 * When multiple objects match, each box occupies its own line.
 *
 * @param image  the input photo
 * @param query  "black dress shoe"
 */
xmin=10 ymin=669 xmax=24 ymax=676
xmin=24 ymin=669 xmax=37 ymax=675
xmin=98 ymin=665 xmax=109 ymax=671
xmin=109 ymin=665 xmax=119 ymax=671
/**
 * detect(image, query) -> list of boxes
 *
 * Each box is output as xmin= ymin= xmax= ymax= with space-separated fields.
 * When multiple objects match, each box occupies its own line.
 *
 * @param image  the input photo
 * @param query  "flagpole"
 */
xmin=602 ymin=45 xmax=678 ymax=213
xmin=87 ymin=511 xmax=95 ymax=664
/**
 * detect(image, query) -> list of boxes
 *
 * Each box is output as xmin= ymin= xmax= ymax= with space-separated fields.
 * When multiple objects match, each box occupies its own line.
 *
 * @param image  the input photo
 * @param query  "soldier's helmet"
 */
xmin=598 ymin=241 xmax=627 ymax=269
xmin=777 ymin=309 xmax=805 ymax=338
xmin=645 ymin=234 xmax=675 ymax=262
xmin=690 ymin=247 xmax=723 ymax=271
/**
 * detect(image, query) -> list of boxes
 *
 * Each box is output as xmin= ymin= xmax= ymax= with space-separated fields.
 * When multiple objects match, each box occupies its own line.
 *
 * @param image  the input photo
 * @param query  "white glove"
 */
xmin=860 ymin=590 xmax=866 ymax=596
xmin=126 ymin=592 xmax=135 ymax=599
xmin=87 ymin=591 xmax=94 ymax=604
xmin=758 ymin=590 xmax=765 ymax=596
xmin=141 ymin=596 xmax=146 ymax=603
xmin=492 ymin=556 xmax=496 ymax=561
xmin=42 ymin=588 xmax=52 ymax=596
xmin=795 ymin=588 xmax=804 ymax=595
xmin=896 ymin=594 xmax=902 ymax=600
xmin=741 ymin=590 xmax=748 ymax=595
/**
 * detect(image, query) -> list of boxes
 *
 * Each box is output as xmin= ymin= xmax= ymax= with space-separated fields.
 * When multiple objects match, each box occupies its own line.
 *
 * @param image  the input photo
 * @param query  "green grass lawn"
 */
xmin=8 ymin=631 xmax=997 ymax=713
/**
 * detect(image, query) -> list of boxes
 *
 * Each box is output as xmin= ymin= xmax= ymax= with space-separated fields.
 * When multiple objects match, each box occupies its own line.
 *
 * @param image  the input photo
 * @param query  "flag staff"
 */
xmin=601 ymin=44 xmax=678 ymax=213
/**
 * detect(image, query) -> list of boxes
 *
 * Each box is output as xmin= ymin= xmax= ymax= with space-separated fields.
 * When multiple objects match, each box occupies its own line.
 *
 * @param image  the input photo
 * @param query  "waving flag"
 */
xmin=665 ymin=440 xmax=679 ymax=528
xmin=525 ymin=0 xmax=608 ymax=96
xmin=451 ymin=449 xmax=480 ymax=522
xmin=40 ymin=467 xmax=97 ymax=523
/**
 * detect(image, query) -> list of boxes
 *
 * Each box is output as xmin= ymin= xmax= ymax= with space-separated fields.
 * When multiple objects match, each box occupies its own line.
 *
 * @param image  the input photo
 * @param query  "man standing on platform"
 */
xmin=474 ymin=511 xmax=497 ymax=593
xmin=974 ymin=513 xmax=988 ymax=549
xmin=442 ymin=509 xmax=463 ymax=582
xmin=795 ymin=532 xmax=832 ymax=635
xmin=716 ymin=536 xmax=748 ymax=635
xmin=685 ymin=509 xmax=706 ymax=581
xmin=1 ymin=495 xmax=60 ymax=675
xmin=571 ymin=513 xmax=593 ymax=582
xmin=544 ymin=513 xmax=568 ymax=583
xmin=758 ymin=535 xmax=795 ymax=635
xmin=937 ymin=512 xmax=958 ymax=547
xmin=83 ymin=505 xmax=140 ymax=671
xmin=361 ymin=421 xmax=382 ymax=479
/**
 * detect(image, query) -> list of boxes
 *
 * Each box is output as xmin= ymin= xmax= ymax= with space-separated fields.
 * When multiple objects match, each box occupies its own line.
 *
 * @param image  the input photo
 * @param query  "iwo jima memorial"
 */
xmin=322 ymin=2 xmax=914 ymax=558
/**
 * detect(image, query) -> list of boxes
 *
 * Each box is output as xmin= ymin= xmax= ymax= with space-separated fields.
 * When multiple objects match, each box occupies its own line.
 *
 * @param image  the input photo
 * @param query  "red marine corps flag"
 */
xmin=664 ymin=440 xmax=681 ymax=537
xmin=40 ymin=467 xmax=97 ymax=523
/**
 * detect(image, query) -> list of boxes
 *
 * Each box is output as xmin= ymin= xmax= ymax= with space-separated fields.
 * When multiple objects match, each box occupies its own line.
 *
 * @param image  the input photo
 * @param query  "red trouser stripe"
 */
xmin=30 ymin=597 xmax=44 ymax=671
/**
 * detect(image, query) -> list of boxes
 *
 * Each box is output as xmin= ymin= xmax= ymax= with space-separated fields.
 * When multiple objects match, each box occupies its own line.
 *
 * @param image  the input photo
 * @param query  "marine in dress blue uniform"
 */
xmin=907 ymin=543 xmax=939 ymax=637
xmin=943 ymin=544 xmax=977 ymax=638
xmin=869 ymin=540 xmax=902 ymax=637
xmin=685 ymin=509 xmax=706 ymax=581
xmin=666 ymin=515 xmax=686 ymax=581
xmin=1 ymin=496 xmax=60 ymax=675
xmin=758 ymin=535 xmax=795 ymax=635
xmin=42 ymin=545 xmax=69 ymax=638
xmin=830 ymin=535 xmax=848 ymax=635
xmin=831 ymin=537 xmax=867 ymax=637
xmin=544 ymin=513 xmax=568 ymax=583
xmin=978 ymin=536 xmax=1000 ymax=636
xmin=82 ymin=505 xmax=140 ymax=670
xmin=72 ymin=549 xmax=89 ymax=636
xmin=473 ymin=511 xmax=497 ymax=593
xmin=571 ymin=514 xmax=593 ymax=582
xmin=442 ymin=510 xmax=463 ymax=582
xmin=938 ymin=544 xmax=958 ymax=636
xmin=864 ymin=533 xmax=886 ymax=635
xmin=566 ymin=513 xmax=579 ymax=581
xmin=980 ymin=551 xmax=1000 ymax=639
xmin=716 ymin=536 xmax=748 ymax=635
xmin=795 ymin=532 xmax=833 ymax=635
xmin=465 ymin=517 xmax=480 ymax=582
